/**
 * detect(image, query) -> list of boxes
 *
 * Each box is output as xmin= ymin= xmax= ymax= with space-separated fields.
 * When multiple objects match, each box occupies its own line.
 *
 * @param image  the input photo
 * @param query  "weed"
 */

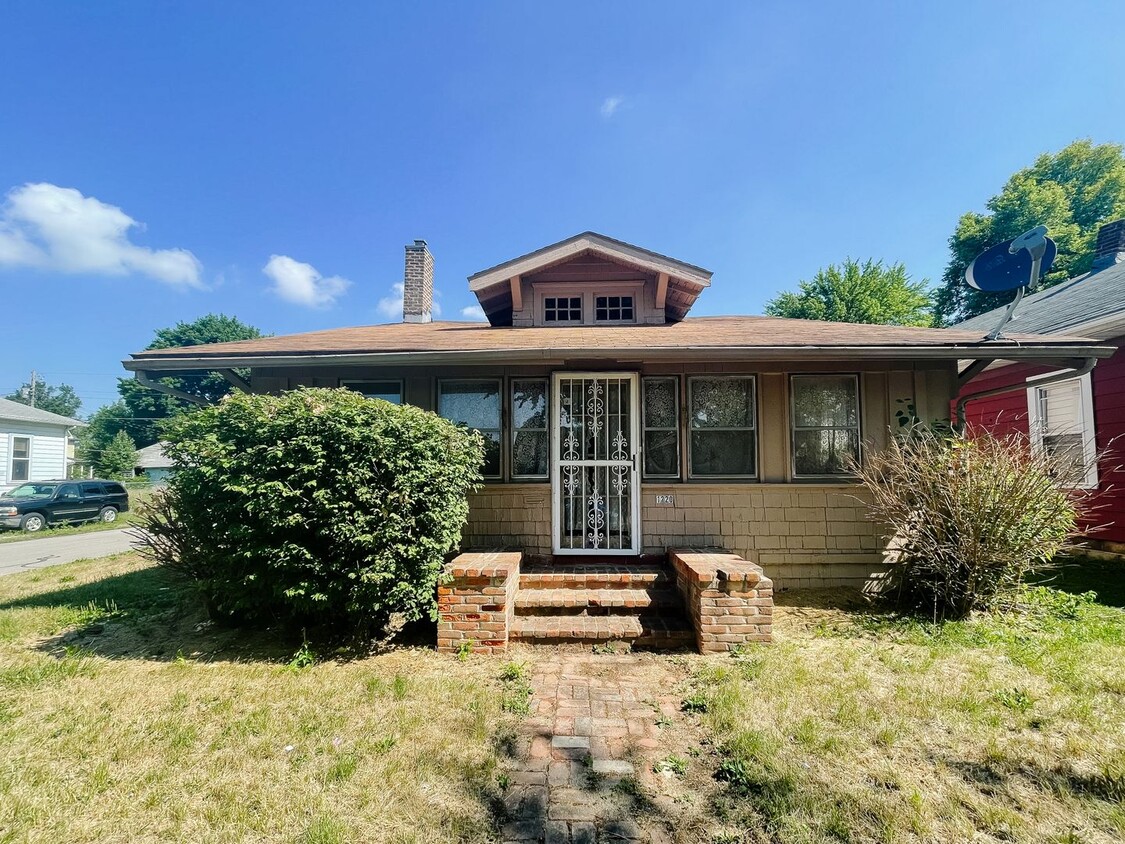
xmin=391 ymin=673 xmax=408 ymax=700
xmin=499 ymin=660 xmax=527 ymax=682
xmin=499 ymin=664 xmax=532 ymax=715
xmin=287 ymin=635 xmax=316 ymax=671
xmin=300 ymin=813 xmax=348 ymax=844
xmin=654 ymin=755 xmax=688 ymax=778
xmin=681 ymin=691 xmax=709 ymax=713
xmin=457 ymin=640 xmax=474 ymax=660
xmin=372 ymin=735 xmax=397 ymax=755
xmin=496 ymin=771 xmax=510 ymax=791
xmin=993 ymin=687 xmax=1035 ymax=712
xmin=324 ymin=752 xmax=358 ymax=783
xmin=655 ymin=714 xmax=673 ymax=729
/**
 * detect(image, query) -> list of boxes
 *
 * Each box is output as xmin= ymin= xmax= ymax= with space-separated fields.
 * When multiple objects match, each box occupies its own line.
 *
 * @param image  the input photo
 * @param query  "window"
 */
xmin=791 ymin=375 xmax=860 ymax=477
xmin=643 ymin=377 xmax=680 ymax=478
xmin=511 ymin=379 xmax=549 ymax=478
xmin=80 ymin=483 xmax=105 ymax=496
xmin=340 ymin=380 xmax=403 ymax=404
xmin=544 ymin=296 xmax=582 ymax=322
xmin=58 ymin=484 xmax=81 ymax=501
xmin=1027 ymin=373 xmax=1098 ymax=489
xmin=10 ymin=436 xmax=30 ymax=482
xmin=688 ymin=377 xmax=756 ymax=477
xmin=595 ymin=295 xmax=635 ymax=322
xmin=438 ymin=379 xmax=502 ymax=478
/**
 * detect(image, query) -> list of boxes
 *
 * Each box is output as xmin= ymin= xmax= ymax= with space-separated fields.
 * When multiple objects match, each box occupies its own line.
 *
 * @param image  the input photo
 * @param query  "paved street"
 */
xmin=0 ymin=529 xmax=137 ymax=576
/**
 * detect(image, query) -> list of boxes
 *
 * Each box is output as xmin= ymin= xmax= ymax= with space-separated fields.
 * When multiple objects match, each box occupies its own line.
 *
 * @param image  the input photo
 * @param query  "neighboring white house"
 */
xmin=0 ymin=397 xmax=85 ymax=492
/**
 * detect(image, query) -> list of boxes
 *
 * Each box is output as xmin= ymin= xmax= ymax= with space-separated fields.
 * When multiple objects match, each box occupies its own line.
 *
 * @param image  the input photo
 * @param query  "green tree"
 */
xmin=119 ymin=314 xmax=263 ymax=447
xmin=4 ymin=380 xmax=81 ymax=418
xmin=76 ymin=401 xmax=130 ymax=471
xmin=935 ymin=139 xmax=1125 ymax=325
xmin=765 ymin=258 xmax=933 ymax=326
xmin=99 ymin=429 xmax=138 ymax=480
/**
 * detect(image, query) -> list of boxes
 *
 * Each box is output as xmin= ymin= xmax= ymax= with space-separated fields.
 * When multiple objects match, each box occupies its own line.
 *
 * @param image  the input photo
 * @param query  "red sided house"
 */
xmin=956 ymin=219 xmax=1125 ymax=550
xmin=123 ymin=233 xmax=1114 ymax=652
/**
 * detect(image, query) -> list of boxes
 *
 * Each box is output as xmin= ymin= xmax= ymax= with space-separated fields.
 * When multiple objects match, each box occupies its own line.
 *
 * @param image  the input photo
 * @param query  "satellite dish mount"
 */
xmin=964 ymin=225 xmax=1055 ymax=340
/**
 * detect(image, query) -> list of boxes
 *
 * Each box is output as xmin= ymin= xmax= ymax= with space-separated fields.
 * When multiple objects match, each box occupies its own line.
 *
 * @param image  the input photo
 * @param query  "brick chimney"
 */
xmin=403 ymin=239 xmax=433 ymax=323
xmin=1093 ymin=219 xmax=1125 ymax=271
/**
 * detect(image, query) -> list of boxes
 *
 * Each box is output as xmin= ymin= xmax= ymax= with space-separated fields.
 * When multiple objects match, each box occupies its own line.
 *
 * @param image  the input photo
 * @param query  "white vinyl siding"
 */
xmin=0 ymin=423 xmax=72 ymax=491
xmin=1027 ymin=372 xmax=1098 ymax=489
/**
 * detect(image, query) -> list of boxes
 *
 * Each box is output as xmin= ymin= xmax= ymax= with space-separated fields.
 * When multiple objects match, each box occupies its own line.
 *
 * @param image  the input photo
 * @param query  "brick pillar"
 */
xmin=436 ymin=551 xmax=521 ymax=655
xmin=403 ymin=239 xmax=433 ymax=323
xmin=670 ymin=550 xmax=773 ymax=652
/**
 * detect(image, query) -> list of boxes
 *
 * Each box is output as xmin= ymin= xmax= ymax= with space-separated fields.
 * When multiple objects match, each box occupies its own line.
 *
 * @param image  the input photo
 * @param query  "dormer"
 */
xmin=467 ymin=232 xmax=712 ymax=327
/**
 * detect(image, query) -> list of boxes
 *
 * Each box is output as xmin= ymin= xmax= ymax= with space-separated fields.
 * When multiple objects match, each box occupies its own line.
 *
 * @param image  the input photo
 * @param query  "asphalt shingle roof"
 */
xmin=0 ymin=397 xmax=84 ymax=427
xmin=956 ymin=259 xmax=1125 ymax=335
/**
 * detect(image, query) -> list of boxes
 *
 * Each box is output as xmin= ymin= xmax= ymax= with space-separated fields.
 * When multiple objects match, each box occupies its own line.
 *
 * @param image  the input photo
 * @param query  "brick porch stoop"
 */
xmin=670 ymin=549 xmax=773 ymax=652
xmin=501 ymin=654 xmax=679 ymax=844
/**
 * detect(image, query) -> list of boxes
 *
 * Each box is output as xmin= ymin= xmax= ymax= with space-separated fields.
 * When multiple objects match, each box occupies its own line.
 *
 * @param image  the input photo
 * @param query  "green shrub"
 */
xmin=854 ymin=427 xmax=1084 ymax=620
xmin=135 ymin=388 xmax=483 ymax=637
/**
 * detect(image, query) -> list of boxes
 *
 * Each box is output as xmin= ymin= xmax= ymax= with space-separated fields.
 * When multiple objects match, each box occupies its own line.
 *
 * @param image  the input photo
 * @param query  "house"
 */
xmin=0 ymin=397 xmax=85 ymax=492
xmin=134 ymin=441 xmax=174 ymax=484
xmin=955 ymin=218 xmax=1125 ymax=550
xmin=121 ymin=232 xmax=1113 ymax=651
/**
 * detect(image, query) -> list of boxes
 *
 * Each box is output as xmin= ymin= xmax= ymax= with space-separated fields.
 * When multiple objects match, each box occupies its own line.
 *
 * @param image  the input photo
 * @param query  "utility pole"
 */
xmin=29 ymin=370 xmax=36 ymax=408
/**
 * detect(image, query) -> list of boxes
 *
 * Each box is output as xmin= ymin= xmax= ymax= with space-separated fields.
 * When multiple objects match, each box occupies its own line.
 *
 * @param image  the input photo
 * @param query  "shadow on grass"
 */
xmin=0 ymin=565 xmax=439 ymax=663
xmin=1032 ymin=555 xmax=1125 ymax=608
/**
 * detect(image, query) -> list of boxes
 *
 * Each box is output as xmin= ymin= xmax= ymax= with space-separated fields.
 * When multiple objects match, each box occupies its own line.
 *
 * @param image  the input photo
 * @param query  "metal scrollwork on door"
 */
xmin=586 ymin=380 xmax=604 ymax=436
xmin=610 ymin=429 xmax=629 ymax=494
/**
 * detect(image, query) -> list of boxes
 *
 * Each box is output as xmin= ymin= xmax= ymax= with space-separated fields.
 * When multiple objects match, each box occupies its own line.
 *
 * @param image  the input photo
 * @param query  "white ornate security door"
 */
xmin=551 ymin=373 xmax=641 ymax=555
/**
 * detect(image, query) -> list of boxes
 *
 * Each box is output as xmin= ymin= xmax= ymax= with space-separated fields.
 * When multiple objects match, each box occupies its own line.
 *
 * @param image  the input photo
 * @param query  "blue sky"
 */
xmin=1 ymin=1 xmax=1123 ymax=414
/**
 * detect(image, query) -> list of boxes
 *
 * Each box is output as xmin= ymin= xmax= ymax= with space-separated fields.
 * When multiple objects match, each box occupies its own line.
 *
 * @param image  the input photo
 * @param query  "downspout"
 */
xmin=955 ymin=356 xmax=1097 ymax=431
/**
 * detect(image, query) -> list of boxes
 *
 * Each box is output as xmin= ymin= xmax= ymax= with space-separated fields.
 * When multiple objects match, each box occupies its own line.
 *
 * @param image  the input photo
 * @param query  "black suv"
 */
xmin=0 ymin=480 xmax=130 ymax=533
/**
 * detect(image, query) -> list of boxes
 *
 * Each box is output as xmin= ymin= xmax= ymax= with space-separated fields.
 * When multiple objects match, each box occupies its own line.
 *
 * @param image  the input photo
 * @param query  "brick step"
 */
xmin=510 ymin=614 xmax=695 ymax=649
xmin=518 ymin=563 xmax=672 ymax=590
xmin=514 ymin=587 xmax=682 ymax=615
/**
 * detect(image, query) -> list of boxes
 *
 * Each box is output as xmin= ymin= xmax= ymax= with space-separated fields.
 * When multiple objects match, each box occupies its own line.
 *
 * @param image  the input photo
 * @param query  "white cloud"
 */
xmin=460 ymin=304 xmax=487 ymax=321
xmin=600 ymin=96 xmax=624 ymax=118
xmin=0 ymin=182 xmax=202 ymax=287
xmin=376 ymin=281 xmax=443 ymax=320
xmin=263 ymin=254 xmax=350 ymax=308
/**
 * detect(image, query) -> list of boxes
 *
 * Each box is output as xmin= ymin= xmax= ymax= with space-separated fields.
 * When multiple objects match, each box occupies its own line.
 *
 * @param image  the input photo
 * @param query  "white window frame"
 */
xmin=510 ymin=377 xmax=549 ymax=480
xmin=339 ymin=379 xmax=404 ymax=403
xmin=531 ymin=283 xmax=643 ymax=326
xmin=437 ymin=378 xmax=504 ymax=480
xmin=1026 ymin=370 xmax=1098 ymax=489
xmin=789 ymin=374 xmax=862 ymax=479
xmin=687 ymin=375 xmax=758 ymax=480
xmin=9 ymin=435 xmax=31 ymax=483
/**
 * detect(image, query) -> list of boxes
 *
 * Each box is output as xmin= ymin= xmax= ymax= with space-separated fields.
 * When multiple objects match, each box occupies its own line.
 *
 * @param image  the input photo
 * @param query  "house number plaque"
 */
xmin=654 ymin=494 xmax=675 ymax=506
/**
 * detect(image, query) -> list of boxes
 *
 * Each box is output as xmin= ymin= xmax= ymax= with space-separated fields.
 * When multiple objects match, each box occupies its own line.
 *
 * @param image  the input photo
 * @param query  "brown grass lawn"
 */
xmin=0 ymin=554 xmax=516 ymax=843
xmin=675 ymin=559 xmax=1125 ymax=844
xmin=0 ymin=553 xmax=1122 ymax=843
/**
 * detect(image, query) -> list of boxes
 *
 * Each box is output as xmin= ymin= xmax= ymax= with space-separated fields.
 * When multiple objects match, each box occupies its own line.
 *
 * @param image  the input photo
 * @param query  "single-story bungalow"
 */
xmin=121 ymin=233 xmax=1114 ymax=651
xmin=0 ymin=397 xmax=85 ymax=492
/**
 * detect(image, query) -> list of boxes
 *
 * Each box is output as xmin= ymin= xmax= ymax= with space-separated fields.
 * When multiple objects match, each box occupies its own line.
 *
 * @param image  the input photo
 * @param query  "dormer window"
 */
xmin=544 ymin=296 xmax=582 ymax=322
xmin=595 ymin=295 xmax=634 ymax=323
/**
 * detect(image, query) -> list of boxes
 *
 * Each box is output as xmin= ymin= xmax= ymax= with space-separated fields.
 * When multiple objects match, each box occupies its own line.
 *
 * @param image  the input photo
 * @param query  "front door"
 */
xmin=552 ymin=372 xmax=640 ymax=555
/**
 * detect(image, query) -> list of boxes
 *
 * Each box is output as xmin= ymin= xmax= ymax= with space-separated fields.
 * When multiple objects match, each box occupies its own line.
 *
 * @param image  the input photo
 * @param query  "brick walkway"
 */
xmin=501 ymin=653 xmax=681 ymax=843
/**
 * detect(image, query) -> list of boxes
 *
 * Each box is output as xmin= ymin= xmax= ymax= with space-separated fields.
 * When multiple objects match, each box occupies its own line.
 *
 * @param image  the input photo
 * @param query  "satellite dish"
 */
xmin=965 ymin=226 xmax=1056 ymax=292
xmin=965 ymin=225 xmax=1055 ymax=340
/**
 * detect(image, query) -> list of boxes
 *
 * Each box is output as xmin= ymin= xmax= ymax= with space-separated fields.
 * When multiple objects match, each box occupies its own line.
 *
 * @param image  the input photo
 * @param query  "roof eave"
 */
xmin=123 ymin=342 xmax=1117 ymax=372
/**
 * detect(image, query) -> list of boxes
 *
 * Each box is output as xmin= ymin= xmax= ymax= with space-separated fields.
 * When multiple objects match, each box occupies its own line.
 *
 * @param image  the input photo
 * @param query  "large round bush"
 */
xmin=139 ymin=388 xmax=484 ymax=636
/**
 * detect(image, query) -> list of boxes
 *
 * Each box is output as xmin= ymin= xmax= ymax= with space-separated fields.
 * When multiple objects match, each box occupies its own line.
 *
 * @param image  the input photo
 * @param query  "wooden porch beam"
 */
xmin=655 ymin=273 xmax=669 ymax=310
xmin=218 ymin=368 xmax=252 ymax=392
xmin=510 ymin=275 xmax=522 ymax=312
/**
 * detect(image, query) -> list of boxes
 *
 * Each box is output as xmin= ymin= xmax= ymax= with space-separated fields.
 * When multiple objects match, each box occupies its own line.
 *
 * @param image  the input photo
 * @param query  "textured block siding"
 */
xmin=462 ymin=485 xmax=552 ymax=556
xmin=436 ymin=551 xmax=521 ymax=655
xmin=460 ymin=483 xmax=885 ymax=589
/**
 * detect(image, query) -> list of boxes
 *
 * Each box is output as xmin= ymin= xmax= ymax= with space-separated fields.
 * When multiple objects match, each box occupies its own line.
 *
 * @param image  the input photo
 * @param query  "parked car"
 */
xmin=0 ymin=480 xmax=130 ymax=532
